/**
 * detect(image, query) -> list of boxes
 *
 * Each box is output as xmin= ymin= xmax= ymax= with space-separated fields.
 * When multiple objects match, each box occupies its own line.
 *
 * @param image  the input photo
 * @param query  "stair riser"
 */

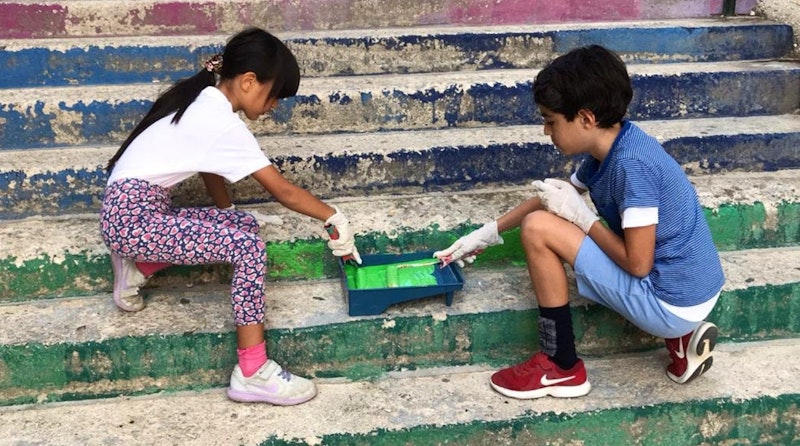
xmin=2 ymin=23 xmax=792 ymax=88
xmin=2 ymin=68 xmax=798 ymax=150
xmin=0 ymin=282 xmax=796 ymax=406
xmin=0 ymin=0 xmax=757 ymax=39
xmin=256 ymin=395 xmax=800 ymax=445
xmin=3 ymin=131 xmax=800 ymax=219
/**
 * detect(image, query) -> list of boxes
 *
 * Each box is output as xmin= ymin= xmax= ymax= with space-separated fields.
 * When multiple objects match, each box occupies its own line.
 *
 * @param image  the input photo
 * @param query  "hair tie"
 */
xmin=204 ymin=54 xmax=223 ymax=73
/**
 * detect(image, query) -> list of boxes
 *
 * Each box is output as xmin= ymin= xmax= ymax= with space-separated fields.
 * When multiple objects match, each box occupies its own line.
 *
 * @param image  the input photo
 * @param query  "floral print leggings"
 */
xmin=100 ymin=178 xmax=266 ymax=325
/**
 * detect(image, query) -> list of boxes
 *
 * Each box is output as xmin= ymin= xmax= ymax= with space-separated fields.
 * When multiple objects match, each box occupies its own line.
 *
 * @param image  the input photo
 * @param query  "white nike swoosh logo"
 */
xmin=540 ymin=375 xmax=576 ymax=386
xmin=675 ymin=341 xmax=686 ymax=359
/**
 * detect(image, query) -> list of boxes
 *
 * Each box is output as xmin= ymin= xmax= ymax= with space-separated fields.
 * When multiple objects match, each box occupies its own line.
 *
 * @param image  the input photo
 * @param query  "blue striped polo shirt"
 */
xmin=575 ymin=121 xmax=725 ymax=307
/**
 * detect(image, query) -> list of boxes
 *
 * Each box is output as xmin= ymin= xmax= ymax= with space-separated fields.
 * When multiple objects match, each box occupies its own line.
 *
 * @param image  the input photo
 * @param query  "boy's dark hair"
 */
xmin=107 ymin=27 xmax=300 ymax=172
xmin=533 ymin=45 xmax=632 ymax=128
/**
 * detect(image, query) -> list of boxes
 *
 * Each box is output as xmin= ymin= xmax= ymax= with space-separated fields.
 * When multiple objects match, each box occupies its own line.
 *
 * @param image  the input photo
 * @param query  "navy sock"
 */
xmin=538 ymin=304 xmax=578 ymax=370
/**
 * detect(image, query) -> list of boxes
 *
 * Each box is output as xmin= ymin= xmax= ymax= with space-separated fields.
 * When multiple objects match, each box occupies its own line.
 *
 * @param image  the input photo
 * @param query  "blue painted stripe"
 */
xmin=1 ymin=68 xmax=797 ymax=150
xmin=2 ymin=132 xmax=798 ymax=219
xmin=552 ymin=25 xmax=794 ymax=61
xmin=0 ymin=24 xmax=793 ymax=88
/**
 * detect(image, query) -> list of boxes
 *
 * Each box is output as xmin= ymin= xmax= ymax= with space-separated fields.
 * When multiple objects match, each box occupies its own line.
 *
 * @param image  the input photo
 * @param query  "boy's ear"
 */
xmin=577 ymin=109 xmax=597 ymax=127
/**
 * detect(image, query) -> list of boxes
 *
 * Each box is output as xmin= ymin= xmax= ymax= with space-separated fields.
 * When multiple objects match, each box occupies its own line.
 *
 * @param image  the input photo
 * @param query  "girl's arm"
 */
xmin=200 ymin=172 xmax=233 ymax=208
xmin=587 ymin=222 xmax=656 ymax=278
xmin=250 ymin=165 xmax=335 ymax=221
xmin=496 ymin=196 xmax=546 ymax=232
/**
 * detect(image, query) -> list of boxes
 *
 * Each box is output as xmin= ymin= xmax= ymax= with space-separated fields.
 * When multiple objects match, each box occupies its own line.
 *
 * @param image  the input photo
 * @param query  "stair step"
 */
xmin=1 ymin=60 xmax=798 ymax=149
xmin=0 ymin=0 xmax=760 ymax=39
xmin=1 ymin=168 xmax=798 ymax=302
xmin=1 ymin=338 xmax=797 ymax=444
xmin=2 ymin=114 xmax=800 ymax=218
xmin=0 ymin=244 xmax=798 ymax=405
xmin=1 ymin=18 xmax=792 ymax=87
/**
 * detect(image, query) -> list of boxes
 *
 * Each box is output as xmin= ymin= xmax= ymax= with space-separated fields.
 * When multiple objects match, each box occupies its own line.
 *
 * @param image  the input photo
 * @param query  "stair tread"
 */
xmin=1 ymin=338 xmax=797 ymax=445
xmin=2 ymin=245 xmax=798 ymax=347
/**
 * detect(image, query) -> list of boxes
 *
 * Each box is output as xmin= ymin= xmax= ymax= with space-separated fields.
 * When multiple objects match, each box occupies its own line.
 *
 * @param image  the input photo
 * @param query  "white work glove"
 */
xmin=324 ymin=206 xmax=362 ymax=264
xmin=433 ymin=221 xmax=504 ymax=267
xmin=224 ymin=204 xmax=284 ymax=226
xmin=531 ymin=178 xmax=598 ymax=233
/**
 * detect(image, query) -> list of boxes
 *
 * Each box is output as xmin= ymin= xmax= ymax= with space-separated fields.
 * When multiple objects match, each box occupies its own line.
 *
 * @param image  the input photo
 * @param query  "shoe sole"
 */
xmin=226 ymin=388 xmax=317 ymax=405
xmin=489 ymin=380 xmax=592 ymax=399
xmin=668 ymin=322 xmax=718 ymax=384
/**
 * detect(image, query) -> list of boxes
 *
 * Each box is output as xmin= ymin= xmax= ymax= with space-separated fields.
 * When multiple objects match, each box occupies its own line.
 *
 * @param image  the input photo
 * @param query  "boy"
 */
xmin=434 ymin=45 xmax=725 ymax=399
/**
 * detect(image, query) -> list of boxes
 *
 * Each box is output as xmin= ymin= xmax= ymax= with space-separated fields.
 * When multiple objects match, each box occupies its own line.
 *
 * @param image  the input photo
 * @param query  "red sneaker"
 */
xmin=665 ymin=321 xmax=718 ymax=384
xmin=490 ymin=352 xmax=591 ymax=399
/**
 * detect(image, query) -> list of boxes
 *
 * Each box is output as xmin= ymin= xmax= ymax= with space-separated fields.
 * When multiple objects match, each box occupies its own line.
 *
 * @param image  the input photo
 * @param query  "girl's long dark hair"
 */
xmin=106 ymin=27 xmax=300 ymax=172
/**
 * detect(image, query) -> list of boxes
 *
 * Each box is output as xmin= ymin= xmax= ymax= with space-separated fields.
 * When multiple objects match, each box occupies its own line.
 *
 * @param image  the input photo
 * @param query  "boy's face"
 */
xmin=539 ymin=105 xmax=592 ymax=156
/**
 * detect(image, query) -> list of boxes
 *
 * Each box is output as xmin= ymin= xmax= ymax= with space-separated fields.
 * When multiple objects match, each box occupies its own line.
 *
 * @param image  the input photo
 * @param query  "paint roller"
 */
xmin=385 ymin=259 xmax=442 ymax=288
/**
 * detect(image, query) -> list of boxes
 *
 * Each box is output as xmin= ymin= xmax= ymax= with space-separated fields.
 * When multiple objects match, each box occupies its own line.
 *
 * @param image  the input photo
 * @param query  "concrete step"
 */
xmin=0 ymin=0 xmax=759 ymax=39
xmin=0 ymin=237 xmax=798 ymax=406
xmin=2 ymin=18 xmax=793 ymax=87
xmin=0 ymin=338 xmax=797 ymax=444
xmin=1 ymin=168 xmax=798 ymax=302
xmin=2 ymin=114 xmax=800 ymax=219
xmin=1 ymin=60 xmax=798 ymax=150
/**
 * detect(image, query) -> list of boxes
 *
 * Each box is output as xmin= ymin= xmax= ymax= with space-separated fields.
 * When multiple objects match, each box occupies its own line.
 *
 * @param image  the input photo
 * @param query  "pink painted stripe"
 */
xmin=126 ymin=2 xmax=222 ymax=35
xmin=0 ymin=3 xmax=67 ymax=38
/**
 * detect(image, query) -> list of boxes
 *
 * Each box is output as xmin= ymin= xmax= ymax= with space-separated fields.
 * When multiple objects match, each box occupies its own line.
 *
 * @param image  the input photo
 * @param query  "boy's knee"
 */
xmin=520 ymin=210 xmax=553 ymax=243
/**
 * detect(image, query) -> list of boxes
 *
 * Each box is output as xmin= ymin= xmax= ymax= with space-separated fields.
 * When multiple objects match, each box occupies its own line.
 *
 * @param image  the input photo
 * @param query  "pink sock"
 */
xmin=135 ymin=262 xmax=171 ymax=277
xmin=237 ymin=341 xmax=268 ymax=377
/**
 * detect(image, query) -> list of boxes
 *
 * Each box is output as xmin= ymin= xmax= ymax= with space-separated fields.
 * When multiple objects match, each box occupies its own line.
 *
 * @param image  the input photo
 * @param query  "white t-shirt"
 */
xmin=108 ymin=87 xmax=271 ymax=187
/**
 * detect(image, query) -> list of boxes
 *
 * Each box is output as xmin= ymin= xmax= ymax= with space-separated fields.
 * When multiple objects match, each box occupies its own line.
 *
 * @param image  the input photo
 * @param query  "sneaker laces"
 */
xmin=278 ymin=369 xmax=293 ymax=381
xmin=515 ymin=353 xmax=549 ymax=375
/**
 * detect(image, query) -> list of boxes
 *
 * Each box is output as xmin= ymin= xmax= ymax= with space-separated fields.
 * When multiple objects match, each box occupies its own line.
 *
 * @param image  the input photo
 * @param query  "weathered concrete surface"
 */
xmin=0 ymin=338 xmax=796 ymax=446
xmin=0 ymin=245 xmax=797 ymax=405
xmin=0 ymin=115 xmax=800 ymax=219
xmin=0 ymin=0 xmax=759 ymax=38
xmin=2 ymin=19 xmax=792 ymax=87
xmin=2 ymin=115 xmax=800 ymax=219
xmin=3 ymin=246 xmax=798 ymax=346
xmin=758 ymin=0 xmax=800 ymax=57
xmin=2 ymin=60 xmax=798 ymax=149
xmin=1 ymin=169 xmax=799 ymax=301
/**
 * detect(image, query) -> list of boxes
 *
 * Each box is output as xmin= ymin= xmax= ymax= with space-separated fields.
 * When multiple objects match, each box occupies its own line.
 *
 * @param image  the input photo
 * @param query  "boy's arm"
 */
xmin=200 ymin=172 xmax=233 ymax=208
xmin=588 ymin=223 xmax=656 ymax=278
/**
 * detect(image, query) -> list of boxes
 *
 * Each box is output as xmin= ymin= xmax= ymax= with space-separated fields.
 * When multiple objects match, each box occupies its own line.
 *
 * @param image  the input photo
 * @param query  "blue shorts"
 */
xmin=573 ymin=237 xmax=700 ymax=339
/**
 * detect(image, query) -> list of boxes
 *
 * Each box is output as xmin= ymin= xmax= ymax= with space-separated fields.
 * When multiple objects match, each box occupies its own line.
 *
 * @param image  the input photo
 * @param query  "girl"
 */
xmin=100 ymin=27 xmax=361 ymax=406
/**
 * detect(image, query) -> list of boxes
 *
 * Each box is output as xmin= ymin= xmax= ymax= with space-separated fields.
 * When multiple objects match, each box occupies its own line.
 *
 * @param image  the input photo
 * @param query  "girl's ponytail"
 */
xmin=106 ymin=28 xmax=299 ymax=172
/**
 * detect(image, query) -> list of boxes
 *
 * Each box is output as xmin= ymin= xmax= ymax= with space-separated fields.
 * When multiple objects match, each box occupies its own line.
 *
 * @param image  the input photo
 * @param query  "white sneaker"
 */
xmin=110 ymin=252 xmax=148 ymax=312
xmin=227 ymin=360 xmax=317 ymax=405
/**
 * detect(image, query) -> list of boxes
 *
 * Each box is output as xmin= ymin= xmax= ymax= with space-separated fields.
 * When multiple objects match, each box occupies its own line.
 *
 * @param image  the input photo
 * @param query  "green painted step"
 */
xmin=1 ymin=339 xmax=797 ymax=445
xmin=1 ymin=169 xmax=799 ymax=302
xmin=0 ymin=245 xmax=798 ymax=406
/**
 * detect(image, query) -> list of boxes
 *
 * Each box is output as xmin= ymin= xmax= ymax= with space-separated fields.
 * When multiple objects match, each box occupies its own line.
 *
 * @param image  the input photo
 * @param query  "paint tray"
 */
xmin=338 ymin=251 xmax=465 ymax=316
